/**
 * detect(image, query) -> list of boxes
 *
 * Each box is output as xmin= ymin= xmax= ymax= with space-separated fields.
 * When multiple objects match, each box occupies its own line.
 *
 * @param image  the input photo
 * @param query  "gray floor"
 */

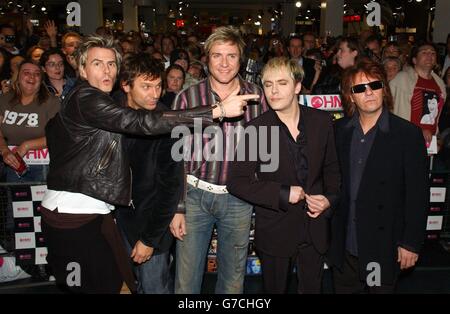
xmin=1 ymin=241 xmax=450 ymax=294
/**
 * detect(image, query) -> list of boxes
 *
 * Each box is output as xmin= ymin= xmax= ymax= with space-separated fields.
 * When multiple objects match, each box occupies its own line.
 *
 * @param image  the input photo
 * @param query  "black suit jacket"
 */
xmin=328 ymin=113 xmax=429 ymax=284
xmin=302 ymin=57 xmax=316 ymax=91
xmin=227 ymin=106 xmax=340 ymax=257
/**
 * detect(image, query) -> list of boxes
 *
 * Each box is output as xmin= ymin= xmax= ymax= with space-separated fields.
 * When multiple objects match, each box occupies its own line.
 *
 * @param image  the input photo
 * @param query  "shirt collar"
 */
xmin=346 ymin=107 xmax=389 ymax=133
xmin=207 ymin=74 xmax=247 ymax=101
xmin=274 ymin=104 xmax=306 ymax=143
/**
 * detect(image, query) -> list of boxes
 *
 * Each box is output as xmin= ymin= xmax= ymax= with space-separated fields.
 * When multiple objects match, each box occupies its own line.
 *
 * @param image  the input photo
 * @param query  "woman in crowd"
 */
xmin=0 ymin=59 xmax=60 ymax=182
xmin=160 ymin=64 xmax=185 ymax=108
xmin=313 ymin=36 xmax=362 ymax=95
xmin=27 ymin=45 xmax=45 ymax=65
xmin=40 ymin=49 xmax=76 ymax=100
xmin=383 ymin=57 xmax=402 ymax=82
xmin=170 ymin=48 xmax=198 ymax=88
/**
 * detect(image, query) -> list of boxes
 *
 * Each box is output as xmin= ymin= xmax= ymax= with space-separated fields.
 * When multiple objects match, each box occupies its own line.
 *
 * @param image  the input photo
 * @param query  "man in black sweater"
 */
xmin=114 ymin=53 xmax=183 ymax=294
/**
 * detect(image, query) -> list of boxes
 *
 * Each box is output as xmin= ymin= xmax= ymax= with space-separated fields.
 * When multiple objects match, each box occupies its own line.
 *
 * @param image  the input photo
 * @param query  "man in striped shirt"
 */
xmin=170 ymin=26 xmax=268 ymax=294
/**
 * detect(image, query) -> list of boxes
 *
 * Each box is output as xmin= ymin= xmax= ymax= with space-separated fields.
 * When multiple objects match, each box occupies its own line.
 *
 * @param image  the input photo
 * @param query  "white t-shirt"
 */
xmin=42 ymin=189 xmax=115 ymax=215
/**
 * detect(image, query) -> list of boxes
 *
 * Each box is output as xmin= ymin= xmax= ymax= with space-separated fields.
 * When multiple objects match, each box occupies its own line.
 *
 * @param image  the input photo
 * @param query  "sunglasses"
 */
xmin=5 ymin=35 xmax=16 ymax=43
xmin=351 ymin=80 xmax=384 ymax=94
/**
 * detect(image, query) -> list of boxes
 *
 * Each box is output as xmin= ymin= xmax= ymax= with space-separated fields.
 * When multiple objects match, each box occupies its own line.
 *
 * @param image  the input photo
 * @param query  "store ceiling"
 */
xmin=37 ymin=0 xmax=391 ymax=7
xmin=24 ymin=0 xmax=410 ymax=10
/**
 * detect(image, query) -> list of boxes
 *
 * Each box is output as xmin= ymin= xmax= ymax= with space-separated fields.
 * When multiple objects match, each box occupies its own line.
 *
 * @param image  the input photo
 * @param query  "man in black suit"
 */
xmin=227 ymin=57 xmax=340 ymax=293
xmin=287 ymin=35 xmax=317 ymax=93
xmin=328 ymin=58 xmax=429 ymax=294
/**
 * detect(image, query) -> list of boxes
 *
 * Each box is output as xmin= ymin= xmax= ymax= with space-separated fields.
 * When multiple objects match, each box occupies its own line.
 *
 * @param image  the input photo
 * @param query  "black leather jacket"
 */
xmin=45 ymin=80 xmax=212 ymax=206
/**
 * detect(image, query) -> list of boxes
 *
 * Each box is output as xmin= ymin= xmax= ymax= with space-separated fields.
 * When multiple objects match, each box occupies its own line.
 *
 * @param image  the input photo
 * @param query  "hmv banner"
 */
xmin=299 ymin=94 xmax=343 ymax=112
xmin=11 ymin=185 xmax=48 ymax=266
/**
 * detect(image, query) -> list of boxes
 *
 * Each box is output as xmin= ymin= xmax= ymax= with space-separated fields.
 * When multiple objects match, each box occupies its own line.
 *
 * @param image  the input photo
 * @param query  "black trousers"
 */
xmin=259 ymin=243 xmax=324 ymax=294
xmin=42 ymin=215 xmax=123 ymax=294
xmin=332 ymin=251 xmax=396 ymax=294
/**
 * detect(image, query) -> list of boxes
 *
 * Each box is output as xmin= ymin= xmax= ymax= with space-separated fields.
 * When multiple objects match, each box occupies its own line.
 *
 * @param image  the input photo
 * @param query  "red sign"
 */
xmin=176 ymin=19 xmax=185 ymax=28
xmin=343 ymin=15 xmax=361 ymax=23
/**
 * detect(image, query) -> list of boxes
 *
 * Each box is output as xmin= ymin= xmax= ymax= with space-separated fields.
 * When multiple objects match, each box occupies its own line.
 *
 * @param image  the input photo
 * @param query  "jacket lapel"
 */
xmin=302 ymin=108 xmax=314 ymax=193
xmin=340 ymin=124 xmax=354 ymax=191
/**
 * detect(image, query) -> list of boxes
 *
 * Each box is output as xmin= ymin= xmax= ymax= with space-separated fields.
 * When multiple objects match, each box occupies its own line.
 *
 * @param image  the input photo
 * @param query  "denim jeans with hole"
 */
xmin=175 ymin=185 xmax=253 ymax=294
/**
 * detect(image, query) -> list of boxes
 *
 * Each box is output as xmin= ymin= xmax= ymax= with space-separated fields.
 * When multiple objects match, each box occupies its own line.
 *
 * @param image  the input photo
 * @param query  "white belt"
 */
xmin=186 ymin=175 xmax=228 ymax=194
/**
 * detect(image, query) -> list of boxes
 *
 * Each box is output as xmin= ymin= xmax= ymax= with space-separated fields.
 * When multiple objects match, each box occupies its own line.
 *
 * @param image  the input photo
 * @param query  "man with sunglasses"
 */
xmin=328 ymin=58 xmax=429 ymax=294
xmin=0 ymin=25 xmax=20 ymax=56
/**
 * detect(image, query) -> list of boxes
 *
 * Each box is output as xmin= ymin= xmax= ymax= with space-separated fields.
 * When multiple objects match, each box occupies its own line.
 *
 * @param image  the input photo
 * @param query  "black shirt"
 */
xmin=346 ymin=108 xmax=389 ymax=256
xmin=277 ymin=106 xmax=309 ymax=210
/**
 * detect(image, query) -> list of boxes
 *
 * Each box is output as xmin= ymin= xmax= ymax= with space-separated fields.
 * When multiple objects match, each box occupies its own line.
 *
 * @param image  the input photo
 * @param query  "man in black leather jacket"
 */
xmin=40 ymin=35 xmax=258 ymax=294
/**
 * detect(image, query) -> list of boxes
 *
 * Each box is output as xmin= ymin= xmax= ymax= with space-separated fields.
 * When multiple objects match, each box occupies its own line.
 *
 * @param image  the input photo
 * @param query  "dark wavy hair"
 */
xmin=338 ymin=36 xmax=363 ymax=57
xmin=40 ymin=48 xmax=66 ymax=69
xmin=166 ymin=63 xmax=186 ymax=81
xmin=119 ymin=52 xmax=164 ymax=87
xmin=341 ymin=57 xmax=393 ymax=117
xmin=409 ymin=41 xmax=438 ymax=66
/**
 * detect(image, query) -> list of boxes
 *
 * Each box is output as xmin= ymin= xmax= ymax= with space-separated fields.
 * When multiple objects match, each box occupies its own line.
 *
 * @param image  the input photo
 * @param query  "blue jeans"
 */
xmin=4 ymin=164 xmax=48 ymax=183
xmin=175 ymin=185 xmax=253 ymax=294
xmin=135 ymin=251 xmax=173 ymax=294
xmin=119 ymin=226 xmax=174 ymax=294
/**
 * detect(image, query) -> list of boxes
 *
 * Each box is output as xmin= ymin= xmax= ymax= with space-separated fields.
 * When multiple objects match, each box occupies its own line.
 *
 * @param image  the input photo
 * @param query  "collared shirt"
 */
xmin=277 ymin=105 xmax=309 ymax=210
xmin=171 ymin=75 xmax=268 ymax=186
xmin=278 ymin=105 xmax=308 ymax=188
xmin=345 ymin=108 xmax=389 ymax=256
